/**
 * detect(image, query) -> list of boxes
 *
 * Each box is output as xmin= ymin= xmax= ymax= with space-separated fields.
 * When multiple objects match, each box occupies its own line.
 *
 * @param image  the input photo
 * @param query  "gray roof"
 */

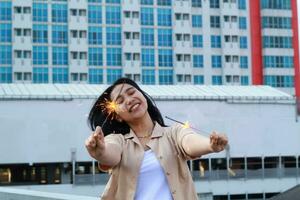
xmin=0 ymin=83 xmax=294 ymax=102
xmin=270 ymin=185 xmax=300 ymax=200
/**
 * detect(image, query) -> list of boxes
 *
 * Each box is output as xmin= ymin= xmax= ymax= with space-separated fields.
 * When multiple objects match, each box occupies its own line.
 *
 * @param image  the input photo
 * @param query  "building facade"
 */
xmin=0 ymin=0 xmax=299 ymax=95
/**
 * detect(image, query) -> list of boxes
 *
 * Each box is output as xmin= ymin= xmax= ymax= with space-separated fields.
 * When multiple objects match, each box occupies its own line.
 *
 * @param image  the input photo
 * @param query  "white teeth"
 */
xmin=130 ymin=104 xmax=139 ymax=112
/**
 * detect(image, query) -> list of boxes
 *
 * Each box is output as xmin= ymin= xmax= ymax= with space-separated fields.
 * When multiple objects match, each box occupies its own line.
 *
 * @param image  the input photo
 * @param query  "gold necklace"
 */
xmin=137 ymin=134 xmax=151 ymax=139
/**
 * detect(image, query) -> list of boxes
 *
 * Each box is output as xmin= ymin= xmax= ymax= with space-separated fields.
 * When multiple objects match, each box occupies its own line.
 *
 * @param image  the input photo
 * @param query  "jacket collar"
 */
xmin=124 ymin=121 xmax=164 ymax=140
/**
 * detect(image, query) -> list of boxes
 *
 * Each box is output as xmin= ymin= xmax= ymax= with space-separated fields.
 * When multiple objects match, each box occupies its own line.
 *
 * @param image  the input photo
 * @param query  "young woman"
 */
xmin=85 ymin=77 xmax=228 ymax=200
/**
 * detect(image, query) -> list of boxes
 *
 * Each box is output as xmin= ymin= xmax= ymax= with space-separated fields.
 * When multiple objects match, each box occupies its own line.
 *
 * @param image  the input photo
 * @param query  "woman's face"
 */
xmin=110 ymin=83 xmax=148 ymax=123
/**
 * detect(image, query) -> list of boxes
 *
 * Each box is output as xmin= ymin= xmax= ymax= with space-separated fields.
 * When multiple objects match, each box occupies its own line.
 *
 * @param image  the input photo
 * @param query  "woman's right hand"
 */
xmin=85 ymin=126 xmax=106 ymax=160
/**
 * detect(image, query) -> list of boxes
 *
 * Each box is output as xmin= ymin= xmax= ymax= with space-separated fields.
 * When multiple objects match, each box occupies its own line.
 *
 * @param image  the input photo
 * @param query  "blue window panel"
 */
xmin=0 ymin=23 xmax=11 ymax=42
xmin=238 ymin=0 xmax=246 ymax=10
xmin=89 ymin=68 xmax=103 ymax=84
xmin=239 ymin=17 xmax=247 ymax=29
xmin=106 ymin=6 xmax=121 ymax=24
xmin=192 ymin=15 xmax=202 ymax=28
xmin=240 ymin=36 xmax=247 ymax=49
xmin=0 ymin=45 xmax=11 ymax=65
xmin=212 ymin=75 xmax=222 ymax=85
xmin=142 ymin=49 xmax=155 ymax=67
xmin=194 ymin=75 xmax=204 ymax=85
xmin=210 ymin=0 xmax=220 ymax=8
xmin=142 ymin=69 xmax=155 ymax=84
xmin=261 ymin=0 xmax=291 ymax=10
xmin=192 ymin=0 xmax=202 ymax=7
xmin=107 ymin=68 xmax=122 ymax=84
xmin=157 ymin=8 xmax=172 ymax=26
xmin=141 ymin=28 xmax=154 ymax=46
xmin=240 ymin=56 xmax=248 ymax=68
xmin=33 ymin=3 xmax=48 ymax=22
xmin=241 ymin=76 xmax=249 ymax=85
xmin=33 ymin=67 xmax=49 ymax=83
xmin=88 ymin=0 xmax=102 ymax=2
xmin=263 ymin=36 xmax=292 ymax=48
xmin=193 ymin=55 xmax=203 ymax=68
xmin=141 ymin=8 xmax=154 ymax=26
xmin=262 ymin=16 xmax=291 ymax=29
xmin=212 ymin=55 xmax=222 ymax=68
xmin=0 ymin=67 xmax=12 ymax=83
xmin=89 ymin=48 xmax=103 ymax=66
xmin=106 ymin=0 xmax=120 ymax=3
xmin=52 ymin=4 xmax=68 ymax=23
xmin=53 ymin=47 xmax=68 ymax=65
xmin=33 ymin=24 xmax=48 ymax=43
xmin=159 ymin=69 xmax=173 ymax=85
xmin=88 ymin=5 xmax=102 ymax=24
xmin=264 ymin=75 xmax=294 ymax=87
xmin=106 ymin=27 xmax=121 ymax=45
xmin=88 ymin=26 xmax=102 ymax=45
xmin=52 ymin=25 xmax=68 ymax=44
xmin=158 ymin=29 xmax=172 ymax=47
xmin=0 ymin=2 xmax=12 ymax=21
xmin=263 ymin=56 xmax=293 ymax=68
xmin=193 ymin=35 xmax=203 ymax=48
xmin=210 ymin=16 xmax=220 ymax=28
xmin=141 ymin=0 xmax=153 ymax=5
xmin=107 ymin=48 xmax=122 ymax=66
xmin=53 ymin=67 xmax=69 ymax=83
xmin=158 ymin=49 xmax=173 ymax=67
xmin=33 ymin=46 xmax=48 ymax=65
xmin=157 ymin=0 xmax=171 ymax=6
xmin=211 ymin=35 xmax=221 ymax=48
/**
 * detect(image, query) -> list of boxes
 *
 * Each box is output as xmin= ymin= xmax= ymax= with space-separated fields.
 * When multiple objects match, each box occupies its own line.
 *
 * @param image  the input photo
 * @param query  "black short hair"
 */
xmin=88 ymin=77 xmax=166 ymax=136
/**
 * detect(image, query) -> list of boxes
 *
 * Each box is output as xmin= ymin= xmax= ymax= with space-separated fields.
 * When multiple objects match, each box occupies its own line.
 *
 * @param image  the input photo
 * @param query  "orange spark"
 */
xmin=182 ymin=121 xmax=191 ymax=129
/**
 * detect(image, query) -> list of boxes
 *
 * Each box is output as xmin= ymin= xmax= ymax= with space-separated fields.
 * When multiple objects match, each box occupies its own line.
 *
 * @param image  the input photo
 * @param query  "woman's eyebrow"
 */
xmin=115 ymin=86 xmax=134 ymax=101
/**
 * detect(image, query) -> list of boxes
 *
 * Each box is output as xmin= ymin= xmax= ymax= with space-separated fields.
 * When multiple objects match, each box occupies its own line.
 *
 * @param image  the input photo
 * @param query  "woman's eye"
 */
xmin=129 ymin=90 xmax=135 ymax=95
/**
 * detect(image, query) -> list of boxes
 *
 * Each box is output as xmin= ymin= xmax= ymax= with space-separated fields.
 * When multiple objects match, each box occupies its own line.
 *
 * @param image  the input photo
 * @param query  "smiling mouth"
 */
xmin=129 ymin=103 xmax=140 ymax=112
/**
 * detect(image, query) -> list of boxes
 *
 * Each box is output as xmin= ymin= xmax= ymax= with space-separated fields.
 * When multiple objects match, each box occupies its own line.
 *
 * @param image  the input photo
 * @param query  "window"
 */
xmin=211 ymin=35 xmax=221 ymax=48
xmin=52 ymin=47 xmax=68 ymax=65
xmin=0 ymin=23 xmax=11 ymax=42
xmin=142 ymin=69 xmax=155 ymax=84
xmin=193 ymin=55 xmax=203 ymax=68
xmin=53 ymin=67 xmax=69 ymax=83
xmin=212 ymin=55 xmax=222 ymax=68
xmin=264 ymin=75 xmax=294 ymax=87
xmin=158 ymin=29 xmax=172 ymax=47
xmin=192 ymin=15 xmax=202 ymax=28
xmin=238 ymin=0 xmax=246 ymax=9
xmin=261 ymin=0 xmax=291 ymax=10
xmin=192 ymin=35 xmax=203 ymax=48
xmin=192 ymin=0 xmax=202 ymax=7
xmin=33 ymin=3 xmax=48 ymax=22
xmin=52 ymin=25 xmax=68 ymax=44
xmin=141 ymin=8 xmax=154 ymax=26
xmin=210 ymin=16 xmax=220 ymax=28
xmin=52 ymin=4 xmax=67 ymax=23
xmin=0 ymin=67 xmax=12 ymax=83
xmin=142 ymin=49 xmax=155 ymax=67
xmin=33 ymin=46 xmax=48 ymax=65
xmin=194 ymin=75 xmax=204 ymax=84
xmin=106 ymin=27 xmax=121 ymax=45
xmin=89 ymin=48 xmax=103 ymax=66
xmin=33 ymin=67 xmax=48 ymax=83
xmin=107 ymin=69 xmax=122 ymax=84
xmin=262 ymin=16 xmax=291 ymax=29
xmin=0 ymin=1 xmax=12 ymax=21
xmin=141 ymin=28 xmax=154 ymax=46
xmin=212 ymin=75 xmax=222 ymax=85
xmin=106 ymin=0 xmax=120 ymax=3
xmin=263 ymin=36 xmax=292 ymax=48
xmin=239 ymin=17 xmax=247 ymax=29
xmin=88 ymin=26 xmax=102 ymax=45
xmin=89 ymin=68 xmax=103 ymax=84
xmin=0 ymin=45 xmax=11 ymax=65
xmin=241 ymin=76 xmax=249 ymax=85
xmin=141 ymin=0 xmax=153 ymax=5
xmin=88 ymin=5 xmax=102 ymax=24
xmin=157 ymin=0 xmax=171 ymax=6
xmin=33 ymin=25 xmax=48 ymax=43
xmin=107 ymin=48 xmax=122 ymax=66
xmin=240 ymin=56 xmax=248 ymax=68
xmin=158 ymin=49 xmax=173 ymax=67
xmin=240 ymin=36 xmax=247 ymax=49
xmin=263 ymin=56 xmax=293 ymax=68
xmin=157 ymin=8 xmax=172 ymax=26
xmin=159 ymin=69 xmax=173 ymax=85
xmin=210 ymin=0 xmax=220 ymax=8
xmin=106 ymin=6 xmax=121 ymax=24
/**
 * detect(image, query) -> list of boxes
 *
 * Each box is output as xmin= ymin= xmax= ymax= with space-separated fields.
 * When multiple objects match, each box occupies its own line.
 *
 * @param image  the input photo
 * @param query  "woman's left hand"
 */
xmin=209 ymin=131 xmax=228 ymax=153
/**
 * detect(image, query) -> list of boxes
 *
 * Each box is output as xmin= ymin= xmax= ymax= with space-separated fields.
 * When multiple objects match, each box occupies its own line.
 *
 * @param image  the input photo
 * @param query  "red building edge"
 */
xmin=250 ymin=0 xmax=263 ymax=85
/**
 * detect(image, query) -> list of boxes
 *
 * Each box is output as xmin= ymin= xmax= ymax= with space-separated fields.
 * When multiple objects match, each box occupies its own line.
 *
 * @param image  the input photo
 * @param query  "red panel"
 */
xmin=291 ymin=0 xmax=300 ymax=98
xmin=250 ymin=0 xmax=263 ymax=85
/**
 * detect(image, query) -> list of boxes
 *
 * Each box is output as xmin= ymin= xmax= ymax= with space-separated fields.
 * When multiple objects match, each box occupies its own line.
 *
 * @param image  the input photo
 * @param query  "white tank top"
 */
xmin=134 ymin=149 xmax=173 ymax=200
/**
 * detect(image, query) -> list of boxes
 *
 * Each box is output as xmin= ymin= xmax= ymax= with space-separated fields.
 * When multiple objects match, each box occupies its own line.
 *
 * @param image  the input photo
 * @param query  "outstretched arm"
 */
xmin=182 ymin=131 xmax=228 ymax=158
